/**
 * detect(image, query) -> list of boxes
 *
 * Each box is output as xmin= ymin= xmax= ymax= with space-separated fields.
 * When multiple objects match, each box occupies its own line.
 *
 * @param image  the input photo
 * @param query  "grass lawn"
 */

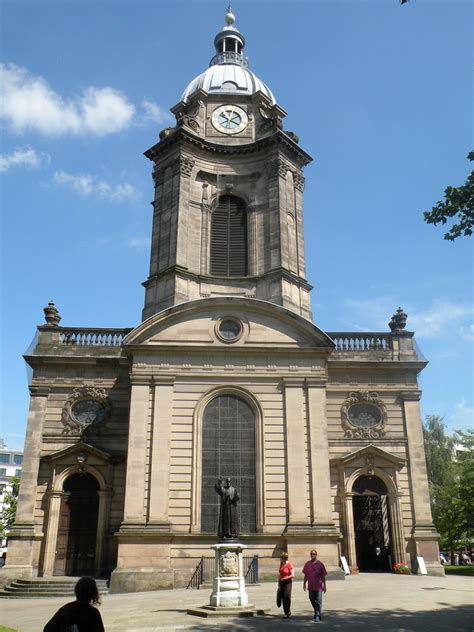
xmin=444 ymin=565 xmax=474 ymax=576
xmin=0 ymin=626 xmax=20 ymax=632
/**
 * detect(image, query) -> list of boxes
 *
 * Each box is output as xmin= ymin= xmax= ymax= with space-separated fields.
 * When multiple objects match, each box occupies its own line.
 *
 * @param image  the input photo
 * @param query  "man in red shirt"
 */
xmin=302 ymin=549 xmax=327 ymax=622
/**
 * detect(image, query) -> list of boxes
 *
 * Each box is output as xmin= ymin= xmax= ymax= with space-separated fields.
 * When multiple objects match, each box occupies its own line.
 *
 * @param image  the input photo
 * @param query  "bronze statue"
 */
xmin=215 ymin=477 xmax=240 ymax=540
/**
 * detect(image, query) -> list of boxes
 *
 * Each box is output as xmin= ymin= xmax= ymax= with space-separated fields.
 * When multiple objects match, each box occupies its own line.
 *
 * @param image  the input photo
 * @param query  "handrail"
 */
xmin=186 ymin=556 xmax=204 ymax=589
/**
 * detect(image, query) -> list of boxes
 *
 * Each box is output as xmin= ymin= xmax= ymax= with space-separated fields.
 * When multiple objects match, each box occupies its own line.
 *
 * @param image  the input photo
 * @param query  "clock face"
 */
xmin=71 ymin=399 xmax=106 ymax=425
xmin=212 ymin=105 xmax=248 ymax=135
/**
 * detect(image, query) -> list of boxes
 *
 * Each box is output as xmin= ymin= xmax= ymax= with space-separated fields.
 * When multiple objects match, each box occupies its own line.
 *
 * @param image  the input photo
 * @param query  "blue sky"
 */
xmin=1 ymin=0 xmax=472 ymax=450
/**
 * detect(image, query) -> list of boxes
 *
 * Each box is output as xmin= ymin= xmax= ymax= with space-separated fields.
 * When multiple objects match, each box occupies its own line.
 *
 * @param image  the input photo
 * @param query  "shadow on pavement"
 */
xmin=185 ymin=604 xmax=473 ymax=630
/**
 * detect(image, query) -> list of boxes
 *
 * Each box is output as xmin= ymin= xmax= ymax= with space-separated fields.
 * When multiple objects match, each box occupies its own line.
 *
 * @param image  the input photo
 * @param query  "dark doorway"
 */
xmin=201 ymin=395 xmax=256 ymax=534
xmin=54 ymin=473 xmax=99 ymax=576
xmin=352 ymin=475 xmax=392 ymax=572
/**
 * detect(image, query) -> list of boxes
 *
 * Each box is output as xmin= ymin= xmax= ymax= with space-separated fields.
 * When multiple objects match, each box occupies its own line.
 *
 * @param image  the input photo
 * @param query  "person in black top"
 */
xmin=43 ymin=576 xmax=105 ymax=632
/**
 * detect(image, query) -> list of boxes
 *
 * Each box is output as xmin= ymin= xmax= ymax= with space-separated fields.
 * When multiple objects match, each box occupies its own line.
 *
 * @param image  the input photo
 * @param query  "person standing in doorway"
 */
xmin=278 ymin=552 xmax=294 ymax=618
xmin=302 ymin=549 xmax=327 ymax=622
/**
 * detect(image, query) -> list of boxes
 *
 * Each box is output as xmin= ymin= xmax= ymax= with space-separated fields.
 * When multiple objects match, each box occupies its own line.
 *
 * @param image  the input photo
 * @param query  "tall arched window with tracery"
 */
xmin=210 ymin=195 xmax=248 ymax=276
xmin=201 ymin=394 xmax=256 ymax=534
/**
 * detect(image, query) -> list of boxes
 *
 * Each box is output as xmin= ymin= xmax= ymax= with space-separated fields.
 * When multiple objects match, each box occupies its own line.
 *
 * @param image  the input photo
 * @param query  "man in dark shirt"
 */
xmin=302 ymin=549 xmax=327 ymax=622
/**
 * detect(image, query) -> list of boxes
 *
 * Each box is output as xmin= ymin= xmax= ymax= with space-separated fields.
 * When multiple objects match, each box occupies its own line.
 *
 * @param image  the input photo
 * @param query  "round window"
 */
xmin=71 ymin=399 xmax=106 ymax=425
xmin=218 ymin=318 xmax=242 ymax=342
xmin=347 ymin=403 xmax=382 ymax=428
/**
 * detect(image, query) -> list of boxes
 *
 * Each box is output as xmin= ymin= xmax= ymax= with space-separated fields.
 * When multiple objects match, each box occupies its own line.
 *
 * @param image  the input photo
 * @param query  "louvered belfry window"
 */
xmin=210 ymin=195 xmax=248 ymax=276
xmin=201 ymin=395 xmax=257 ymax=534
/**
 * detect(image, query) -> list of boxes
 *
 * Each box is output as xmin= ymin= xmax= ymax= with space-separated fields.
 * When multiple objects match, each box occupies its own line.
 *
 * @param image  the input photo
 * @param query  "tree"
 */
xmin=423 ymin=419 xmax=474 ymax=564
xmin=424 ymin=152 xmax=474 ymax=241
xmin=0 ymin=477 xmax=20 ymax=542
xmin=423 ymin=415 xmax=455 ymax=489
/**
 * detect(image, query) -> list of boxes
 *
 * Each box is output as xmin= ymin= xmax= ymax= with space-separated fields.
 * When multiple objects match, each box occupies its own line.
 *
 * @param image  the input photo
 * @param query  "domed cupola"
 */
xmin=179 ymin=8 xmax=276 ymax=105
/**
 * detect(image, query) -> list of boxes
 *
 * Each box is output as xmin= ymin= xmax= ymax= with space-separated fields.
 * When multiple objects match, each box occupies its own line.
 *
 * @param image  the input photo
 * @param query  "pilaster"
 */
xmin=306 ymin=378 xmax=336 ymax=531
xmin=148 ymin=377 xmax=174 ymax=529
xmin=121 ymin=376 xmax=152 ymax=528
xmin=283 ymin=378 xmax=310 ymax=528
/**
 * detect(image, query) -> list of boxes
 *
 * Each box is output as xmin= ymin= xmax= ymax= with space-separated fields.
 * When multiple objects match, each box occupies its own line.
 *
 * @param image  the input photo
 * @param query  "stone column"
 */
xmin=94 ymin=488 xmax=113 ymax=575
xmin=247 ymin=205 xmax=258 ymax=276
xmin=6 ymin=386 xmax=49 ymax=573
xmin=121 ymin=377 xmax=151 ymax=528
xmin=200 ymin=203 xmax=212 ymax=275
xmin=401 ymin=391 xmax=435 ymax=527
xmin=42 ymin=491 xmax=62 ymax=576
xmin=283 ymin=379 xmax=310 ymax=528
xmin=306 ymin=379 xmax=335 ymax=529
xmin=148 ymin=377 xmax=174 ymax=528
xmin=341 ymin=492 xmax=357 ymax=566
xmin=388 ymin=492 xmax=406 ymax=565
xmin=401 ymin=390 xmax=442 ymax=574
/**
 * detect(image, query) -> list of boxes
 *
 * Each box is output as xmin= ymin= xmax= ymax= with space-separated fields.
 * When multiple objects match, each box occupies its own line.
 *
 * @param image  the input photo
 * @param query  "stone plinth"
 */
xmin=209 ymin=542 xmax=249 ymax=608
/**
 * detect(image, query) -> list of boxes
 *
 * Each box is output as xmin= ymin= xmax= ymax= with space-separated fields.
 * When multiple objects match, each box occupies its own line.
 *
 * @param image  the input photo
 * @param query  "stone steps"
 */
xmin=0 ymin=577 xmax=109 ymax=599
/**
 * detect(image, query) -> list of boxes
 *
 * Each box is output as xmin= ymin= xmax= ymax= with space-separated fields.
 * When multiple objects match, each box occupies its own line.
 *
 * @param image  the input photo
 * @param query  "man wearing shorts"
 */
xmin=302 ymin=549 xmax=327 ymax=622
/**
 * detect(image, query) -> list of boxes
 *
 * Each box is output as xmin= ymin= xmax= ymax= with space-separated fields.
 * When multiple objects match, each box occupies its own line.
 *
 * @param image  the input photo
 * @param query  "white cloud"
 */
xmin=459 ymin=324 xmax=474 ymax=342
xmin=409 ymin=300 xmax=473 ymax=339
xmin=1 ymin=63 xmax=135 ymax=136
xmin=344 ymin=297 xmax=473 ymax=338
xmin=141 ymin=98 xmax=170 ymax=124
xmin=53 ymin=170 xmax=138 ymax=203
xmin=0 ymin=146 xmax=49 ymax=172
xmin=128 ymin=237 xmax=151 ymax=249
xmin=447 ymin=399 xmax=474 ymax=432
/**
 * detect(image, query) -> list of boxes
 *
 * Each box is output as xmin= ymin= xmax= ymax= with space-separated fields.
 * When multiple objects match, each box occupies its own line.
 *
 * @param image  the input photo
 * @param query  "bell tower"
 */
xmin=142 ymin=9 xmax=313 ymax=321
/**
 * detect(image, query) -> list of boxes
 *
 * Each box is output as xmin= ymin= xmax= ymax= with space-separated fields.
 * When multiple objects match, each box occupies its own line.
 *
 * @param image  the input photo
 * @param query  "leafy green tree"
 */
xmin=453 ymin=429 xmax=474 ymax=543
xmin=424 ymin=152 xmax=474 ymax=241
xmin=423 ymin=415 xmax=455 ymax=489
xmin=432 ymin=480 xmax=467 ymax=563
xmin=0 ymin=477 xmax=20 ymax=542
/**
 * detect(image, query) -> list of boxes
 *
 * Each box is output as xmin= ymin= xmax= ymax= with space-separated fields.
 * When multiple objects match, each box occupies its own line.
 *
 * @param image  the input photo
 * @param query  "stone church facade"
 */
xmin=3 ymin=10 xmax=442 ymax=592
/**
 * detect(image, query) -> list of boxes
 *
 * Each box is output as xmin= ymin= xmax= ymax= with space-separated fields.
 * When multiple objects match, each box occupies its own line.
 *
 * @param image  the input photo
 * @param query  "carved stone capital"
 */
xmin=293 ymin=172 xmax=305 ymax=192
xmin=29 ymin=385 xmax=51 ymax=397
xmin=265 ymin=158 xmax=288 ymax=180
xmin=400 ymin=390 xmax=422 ymax=402
xmin=173 ymin=155 xmax=195 ymax=178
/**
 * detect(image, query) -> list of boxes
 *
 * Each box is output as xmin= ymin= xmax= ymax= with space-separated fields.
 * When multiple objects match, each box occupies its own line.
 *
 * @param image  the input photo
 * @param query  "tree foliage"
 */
xmin=423 ymin=415 xmax=455 ymax=488
xmin=424 ymin=152 xmax=474 ymax=241
xmin=0 ymin=477 xmax=20 ymax=541
xmin=423 ymin=419 xmax=474 ymax=563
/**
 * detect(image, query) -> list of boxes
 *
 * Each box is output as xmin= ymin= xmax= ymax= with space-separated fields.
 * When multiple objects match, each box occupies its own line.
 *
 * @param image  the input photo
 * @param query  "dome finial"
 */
xmin=225 ymin=4 xmax=235 ymax=26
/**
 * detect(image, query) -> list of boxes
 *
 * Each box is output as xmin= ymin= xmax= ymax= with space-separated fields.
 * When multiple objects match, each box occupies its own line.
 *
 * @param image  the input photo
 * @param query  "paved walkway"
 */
xmin=1 ymin=574 xmax=473 ymax=631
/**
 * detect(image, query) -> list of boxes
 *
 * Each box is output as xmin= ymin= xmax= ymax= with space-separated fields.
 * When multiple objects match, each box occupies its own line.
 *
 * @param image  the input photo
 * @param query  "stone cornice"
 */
xmin=144 ymin=128 xmax=312 ymax=168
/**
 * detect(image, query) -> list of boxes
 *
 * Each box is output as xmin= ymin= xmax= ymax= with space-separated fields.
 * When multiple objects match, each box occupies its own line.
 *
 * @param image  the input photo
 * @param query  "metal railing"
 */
xmin=186 ymin=555 xmax=259 ymax=589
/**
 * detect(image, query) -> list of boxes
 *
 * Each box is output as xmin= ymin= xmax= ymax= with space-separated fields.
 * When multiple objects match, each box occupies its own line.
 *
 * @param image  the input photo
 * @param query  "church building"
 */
xmin=3 ymin=9 xmax=442 ymax=592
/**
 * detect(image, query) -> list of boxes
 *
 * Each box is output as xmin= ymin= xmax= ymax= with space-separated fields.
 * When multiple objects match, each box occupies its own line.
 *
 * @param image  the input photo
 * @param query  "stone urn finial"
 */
xmin=388 ymin=307 xmax=407 ymax=332
xmin=43 ymin=300 xmax=61 ymax=326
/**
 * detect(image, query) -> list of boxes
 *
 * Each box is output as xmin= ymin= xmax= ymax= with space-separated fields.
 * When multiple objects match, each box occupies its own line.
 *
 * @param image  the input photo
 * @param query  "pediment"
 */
xmin=125 ymin=297 xmax=334 ymax=350
xmin=42 ymin=442 xmax=112 ymax=465
xmin=333 ymin=444 xmax=406 ymax=468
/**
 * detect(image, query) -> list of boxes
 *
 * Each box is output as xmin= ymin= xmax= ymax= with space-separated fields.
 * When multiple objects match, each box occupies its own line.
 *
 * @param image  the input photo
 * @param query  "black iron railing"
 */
xmin=186 ymin=554 xmax=259 ymax=589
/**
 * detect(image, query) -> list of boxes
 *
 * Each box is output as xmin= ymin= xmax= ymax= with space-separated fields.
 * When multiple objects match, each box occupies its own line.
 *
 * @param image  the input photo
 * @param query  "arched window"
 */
xmin=210 ymin=195 xmax=247 ymax=276
xmin=201 ymin=394 xmax=256 ymax=534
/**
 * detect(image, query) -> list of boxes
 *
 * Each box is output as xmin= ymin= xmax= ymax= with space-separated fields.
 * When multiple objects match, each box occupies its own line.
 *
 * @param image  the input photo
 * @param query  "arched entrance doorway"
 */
xmin=54 ymin=473 xmax=99 ymax=576
xmin=200 ymin=394 xmax=256 ymax=534
xmin=352 ymin=475 xmax=392 ymax=572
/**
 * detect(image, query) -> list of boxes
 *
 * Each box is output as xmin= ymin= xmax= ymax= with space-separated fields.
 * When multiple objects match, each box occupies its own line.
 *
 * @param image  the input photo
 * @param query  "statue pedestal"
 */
xmin=209 ymin=542 xmax=249 ymax=608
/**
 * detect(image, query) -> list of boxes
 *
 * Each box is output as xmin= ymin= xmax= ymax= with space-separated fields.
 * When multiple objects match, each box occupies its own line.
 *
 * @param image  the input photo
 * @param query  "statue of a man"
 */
xmin=215 ymin=477 xmax=240 ymax=540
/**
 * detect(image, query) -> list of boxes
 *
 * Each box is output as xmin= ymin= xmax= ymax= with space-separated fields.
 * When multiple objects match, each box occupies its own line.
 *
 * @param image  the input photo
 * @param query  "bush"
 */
xmin=444 ymin=565 xmax=474 ymax=576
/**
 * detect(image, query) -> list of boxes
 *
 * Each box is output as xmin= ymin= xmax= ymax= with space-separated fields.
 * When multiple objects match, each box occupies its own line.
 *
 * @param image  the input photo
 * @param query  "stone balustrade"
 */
xmin=327 ymin=333 xmax=391 ymax=353
xmin=59 ymin=327 xmax=132 ymax=347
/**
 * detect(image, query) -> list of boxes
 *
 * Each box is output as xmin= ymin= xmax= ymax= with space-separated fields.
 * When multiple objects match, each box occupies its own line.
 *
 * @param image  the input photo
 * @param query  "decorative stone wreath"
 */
xmin=341 ymin=391 xmax=387 ymax=438
xmin=61 ymin=386 xmax=111 ymax=435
